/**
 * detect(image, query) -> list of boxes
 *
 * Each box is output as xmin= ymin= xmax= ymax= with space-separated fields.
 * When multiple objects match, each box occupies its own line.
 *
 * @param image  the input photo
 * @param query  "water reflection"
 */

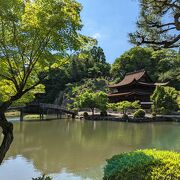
xmin=0 ymin=120 xmax=180 ymax=179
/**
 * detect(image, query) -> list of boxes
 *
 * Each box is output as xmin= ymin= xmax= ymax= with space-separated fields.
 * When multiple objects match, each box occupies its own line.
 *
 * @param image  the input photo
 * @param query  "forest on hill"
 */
xmin=40 ymin=46 xmax=180 ymax=106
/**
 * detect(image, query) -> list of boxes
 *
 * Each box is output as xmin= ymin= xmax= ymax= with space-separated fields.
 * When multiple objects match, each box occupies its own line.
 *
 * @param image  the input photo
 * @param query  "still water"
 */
xmin=0 ymin=119 xmax=180 ymax=180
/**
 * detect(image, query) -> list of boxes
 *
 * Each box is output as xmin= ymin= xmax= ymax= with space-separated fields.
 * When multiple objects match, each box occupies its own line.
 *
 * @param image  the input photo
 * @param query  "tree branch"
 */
xmin=136 ymin=33 xmax=180 ymax=48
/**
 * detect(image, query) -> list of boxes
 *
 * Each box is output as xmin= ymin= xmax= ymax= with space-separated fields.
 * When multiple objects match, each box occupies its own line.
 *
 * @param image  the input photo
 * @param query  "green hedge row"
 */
xmin=104 ymin=149 xmax=180 ymax=180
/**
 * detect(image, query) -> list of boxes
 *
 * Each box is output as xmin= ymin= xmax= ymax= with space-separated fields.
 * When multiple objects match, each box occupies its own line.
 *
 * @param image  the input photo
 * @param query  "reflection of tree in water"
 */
xmin=150 ymin=123 xmax=180 ymax=150
xmin=3 ymin=120 xmax=180 ymax=177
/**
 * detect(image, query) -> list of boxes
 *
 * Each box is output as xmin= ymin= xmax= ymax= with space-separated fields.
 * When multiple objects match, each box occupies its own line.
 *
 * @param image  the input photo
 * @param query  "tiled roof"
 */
xmin=108 ymin=70 xmax=146 ymax=88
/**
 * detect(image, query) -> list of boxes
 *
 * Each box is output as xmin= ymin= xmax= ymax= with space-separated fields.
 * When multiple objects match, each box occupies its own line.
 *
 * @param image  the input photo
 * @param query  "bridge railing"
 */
xmin=39 ymin=103 xmax=75 ymax=114
xmin=8 ymin=103 xmax=75 ymax=115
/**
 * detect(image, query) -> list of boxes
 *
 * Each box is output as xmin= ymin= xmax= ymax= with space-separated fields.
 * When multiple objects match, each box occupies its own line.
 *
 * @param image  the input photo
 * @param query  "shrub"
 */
xmin=100 ymin=111 xmax=107 ymax=116
xmin=117 ymin=101 xmax=140 ymax=115
xmin=152 ymin=112 xmax=156 ymax=117
xmin=133 ymin=109 xmax=145 ymax=118
xmin=103 ymin=149 xmax=180 ymax=180
xmin=122 ymin=113 xmax=129 ymax=120
xmin=108 ymin=101 xmax=140 ymax=115
xmin=83 ymin=112 xmax=89 ymax=117
xmin=151 ymin=86 xmax=179 ymax=114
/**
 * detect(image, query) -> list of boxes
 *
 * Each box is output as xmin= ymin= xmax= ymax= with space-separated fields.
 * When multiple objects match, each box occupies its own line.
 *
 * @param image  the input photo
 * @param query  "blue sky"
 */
xmin=78 ymin=0 xmax=140 ymax=64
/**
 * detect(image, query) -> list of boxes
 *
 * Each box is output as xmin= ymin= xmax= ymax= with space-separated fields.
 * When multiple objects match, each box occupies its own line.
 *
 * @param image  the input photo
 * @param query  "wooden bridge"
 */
xmin=8 ymin=103 xmax=76 ymax=121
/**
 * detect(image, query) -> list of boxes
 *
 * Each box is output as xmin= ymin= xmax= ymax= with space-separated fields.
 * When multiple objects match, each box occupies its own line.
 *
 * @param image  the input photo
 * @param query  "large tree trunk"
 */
xmin=0 ymin=94 xmax=27 ymax=164
xmin=0 ymin=111 xmax=14 ymax=164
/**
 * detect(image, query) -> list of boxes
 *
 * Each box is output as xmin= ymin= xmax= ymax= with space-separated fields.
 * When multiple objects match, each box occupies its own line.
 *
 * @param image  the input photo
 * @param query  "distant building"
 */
xmin=108 ymin=70 xmax=167 ymax=108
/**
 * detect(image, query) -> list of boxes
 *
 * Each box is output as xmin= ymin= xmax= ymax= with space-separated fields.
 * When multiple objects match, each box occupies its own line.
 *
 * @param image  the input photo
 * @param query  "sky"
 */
xmin=77 ymin=0 xmax=140 ymax=64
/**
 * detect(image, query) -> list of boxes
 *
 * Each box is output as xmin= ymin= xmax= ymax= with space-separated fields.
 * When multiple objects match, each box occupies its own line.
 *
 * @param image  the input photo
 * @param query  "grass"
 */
xmin=5 ymin=110 xmax=46 ymax=120
xmin=5 ymin=111 xmax=20 ymax=117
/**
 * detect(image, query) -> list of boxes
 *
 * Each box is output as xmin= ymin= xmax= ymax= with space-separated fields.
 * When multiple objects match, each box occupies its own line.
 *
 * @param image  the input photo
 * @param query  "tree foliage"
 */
xmin=108 ymin=101 xmax=140 ymax=115
xmin=129 ymin=0 xmax=180 ymax=49
xmin=73 ymin=91 xmax=108 ymax=115
xmin=151 ymin=86 xmax=179 ymax=114
xmin=111 ymin=47 xmax=153 ymax=80
xmin=65 ymin=78 xmax=108 ymax=108
xmin=95 ymin=91 xmax=108 ymax=112
xmin=111 ymin=47 xmax=180 ymax=89
xmin=158 ymin=50 xmax=180 ymax=89
xmin=41 ymin=46 xmax=110 ymax=103
xmin=68 ymin=46 xmax=110 ymax=79
xmin=0 ymin=0 xmax=91 ymax=109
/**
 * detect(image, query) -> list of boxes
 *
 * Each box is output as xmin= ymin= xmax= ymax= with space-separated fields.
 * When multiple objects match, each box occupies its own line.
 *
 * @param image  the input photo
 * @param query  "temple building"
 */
xmin=108 ymin=70 xmax=166 ymax=108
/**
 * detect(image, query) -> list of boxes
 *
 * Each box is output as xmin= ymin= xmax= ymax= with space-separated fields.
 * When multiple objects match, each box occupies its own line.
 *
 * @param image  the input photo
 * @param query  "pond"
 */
xmin=0 ymin=119 xmax=180 ymax=180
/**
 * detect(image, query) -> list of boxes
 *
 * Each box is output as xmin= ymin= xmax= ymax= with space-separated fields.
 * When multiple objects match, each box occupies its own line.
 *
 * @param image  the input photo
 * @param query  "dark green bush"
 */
xmin=104 ymin=149 xmax=180 ymax=180
xmin=152 ymin=112 xmax=156 ymax=117
xmin=100 ymin=111 xmax=107 ymax=116
xmin=122 ymin=114 xmax=129 ymax=120
xmin=151 ymin=86 xmax=178 ymax=114
xmin=83 ymin=112 xmax=89 ymax=117
xmin=133 ymin=109 xmax=145 ymax=118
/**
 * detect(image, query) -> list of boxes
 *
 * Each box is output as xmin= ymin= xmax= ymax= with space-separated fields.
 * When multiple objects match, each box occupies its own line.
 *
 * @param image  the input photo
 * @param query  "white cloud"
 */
xmin=92 ymin=33 xmax=101 ymax=39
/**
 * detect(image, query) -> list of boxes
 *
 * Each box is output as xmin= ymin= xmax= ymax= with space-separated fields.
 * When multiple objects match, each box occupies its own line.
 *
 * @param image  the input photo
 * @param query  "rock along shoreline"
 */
xmin=83 ymin=115 xmax=180 ymax=123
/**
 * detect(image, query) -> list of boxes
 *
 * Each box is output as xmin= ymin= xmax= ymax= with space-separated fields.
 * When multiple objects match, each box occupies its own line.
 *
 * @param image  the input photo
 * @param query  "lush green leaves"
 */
xmin=111 ymin=47 xmax=179 ymax=83
xmin=73 ymin=91 xmax=108 ymax=114
xmin=41 ymin=46 xmax=110 ymax=103
xmin=0 ymin=0 xmax=89 ymax=107
xmin=151 ymin=86 xmax=179 ymax=114
xmin=104 ymin=149 xmax=180 ymax=180
xmin=108 ymin=101 xmax=140 ymax=115
xmin=95 ymin=91 xmax=108 ymax=112
xmin=75 ymin=91 xmax=97 ymax=112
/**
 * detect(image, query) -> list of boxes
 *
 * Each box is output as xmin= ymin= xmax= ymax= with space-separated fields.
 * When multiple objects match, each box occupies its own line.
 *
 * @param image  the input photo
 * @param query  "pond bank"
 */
xmin=83 ymin=115 xmax=180 ymax=122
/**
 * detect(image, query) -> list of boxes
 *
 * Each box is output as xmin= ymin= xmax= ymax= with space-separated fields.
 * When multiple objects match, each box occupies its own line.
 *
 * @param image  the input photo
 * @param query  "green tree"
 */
xmin=42 ymin=67 xmax=70 ymax=103
xmin=95 ymin=91 xmax=108 ymax=112
xmin=75 ymin=91 xmax=97 ymax=115
xmin=177 ymin=93 xmax=180 ymax=109
xmin=129 ymin=0 xmax=180 ymax=49
xmin=111 ymin=47 xmax=179 ymax=83
xmin=107 ymin=103 xmax=117 ymax=111
xmin=59 ymin=77 xmax=108 ymax=108
xmin=74 ymin=91 xmax=108 ymax=115
xmin=151 ymin=86 xmax=179 ymax=114
xmin=108 ymin=101 xmax=140 ymax=115
xmin=76 ymin=46 xmax=110 ymax=78
xmin=158 ymin=50 xmax=180 ymax=90
xmin=0 ymin=0 xmax=90 ymax=163
xmin=111 ymin=47 xmax=153 ymax=79
xmin=88 ymin=46 xmax=110 ymax=77
xmin=41 ymin=46 xmax=110 ymax=103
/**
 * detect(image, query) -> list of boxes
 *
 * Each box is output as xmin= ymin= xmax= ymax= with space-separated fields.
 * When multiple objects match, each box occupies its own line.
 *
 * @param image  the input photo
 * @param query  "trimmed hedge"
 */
xmin=103 ymin=149 xmax=180 ymax=180
xmin=133 ymin=109 xmax=145 ymax=118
